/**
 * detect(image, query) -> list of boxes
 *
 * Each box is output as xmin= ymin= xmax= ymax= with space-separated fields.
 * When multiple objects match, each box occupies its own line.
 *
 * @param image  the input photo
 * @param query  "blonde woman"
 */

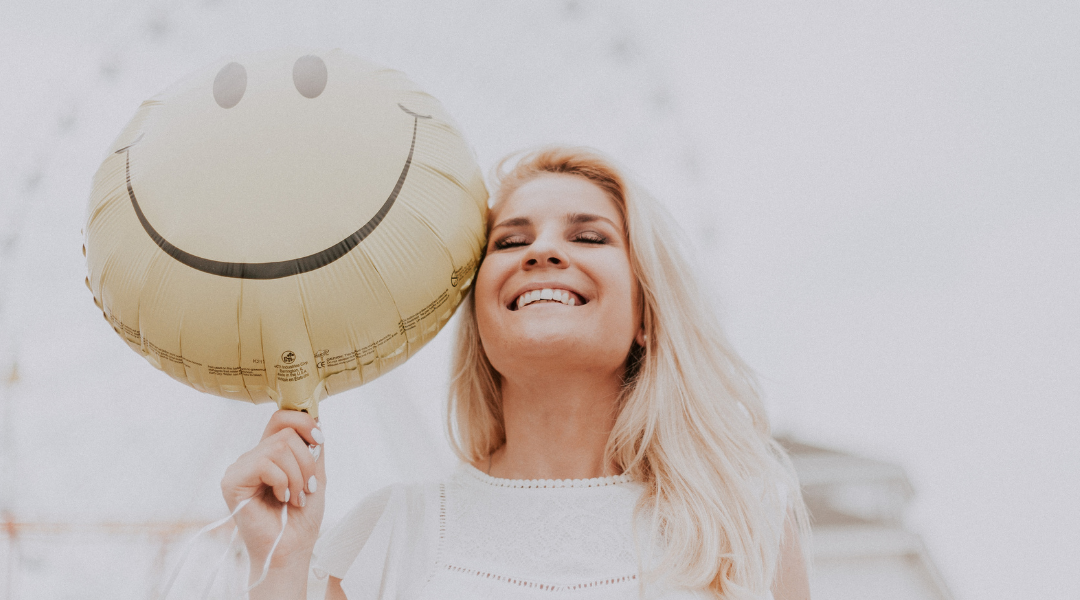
xmin=221 ymin=147 xmax=811 ymax=599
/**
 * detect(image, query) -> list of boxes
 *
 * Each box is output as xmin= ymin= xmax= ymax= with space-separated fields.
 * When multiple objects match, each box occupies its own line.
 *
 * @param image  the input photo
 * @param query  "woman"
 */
xmin=222 ymin=147 xmax=811 ymax=599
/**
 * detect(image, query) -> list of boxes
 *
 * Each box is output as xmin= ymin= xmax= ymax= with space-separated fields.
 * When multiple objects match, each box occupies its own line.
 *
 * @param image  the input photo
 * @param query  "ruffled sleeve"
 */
xmin=307 ymin=486 xmax=394 ymax=599
xmin=307 ymin=482 xmax=440 ymax=600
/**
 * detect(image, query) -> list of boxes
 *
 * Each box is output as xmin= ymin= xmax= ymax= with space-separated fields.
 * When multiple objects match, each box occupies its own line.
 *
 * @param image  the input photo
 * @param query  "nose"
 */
xmin=521 ymin=235 xmax=568 ymax=270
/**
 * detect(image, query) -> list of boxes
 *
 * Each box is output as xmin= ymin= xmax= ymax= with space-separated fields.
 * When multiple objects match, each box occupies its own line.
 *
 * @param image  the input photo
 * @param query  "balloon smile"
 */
xmin=118 ymin=103 xmax=431 ymax=280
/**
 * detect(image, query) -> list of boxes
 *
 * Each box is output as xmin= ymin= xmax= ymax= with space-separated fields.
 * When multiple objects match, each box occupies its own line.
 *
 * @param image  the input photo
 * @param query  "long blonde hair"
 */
xmin=447 ymin=147 xmax=808 ymax=598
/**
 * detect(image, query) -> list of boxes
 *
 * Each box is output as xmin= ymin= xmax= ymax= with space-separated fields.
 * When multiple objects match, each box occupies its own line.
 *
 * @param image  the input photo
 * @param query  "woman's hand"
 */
xmin=221 ymin=409 xmax=326 ymax=589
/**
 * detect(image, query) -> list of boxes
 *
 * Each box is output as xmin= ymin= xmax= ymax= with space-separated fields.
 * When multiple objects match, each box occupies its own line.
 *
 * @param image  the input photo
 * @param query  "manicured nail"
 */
xmin=310 ymin=445 xmax=322 ymax=462
xmin=284 ymin=488 xmax=290 ymax=503
xmin=311 ymin=428 xmax=324 ymax=445
xmin=299 ymin=490 xmax=306 ymax=508
xmin=308 ymin=476 xmax=318 ymax=494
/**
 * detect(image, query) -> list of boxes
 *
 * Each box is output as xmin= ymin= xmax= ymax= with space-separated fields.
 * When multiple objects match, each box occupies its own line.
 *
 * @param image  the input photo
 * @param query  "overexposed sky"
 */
xmin=1 ymin=1 xmax=1078 ymax=599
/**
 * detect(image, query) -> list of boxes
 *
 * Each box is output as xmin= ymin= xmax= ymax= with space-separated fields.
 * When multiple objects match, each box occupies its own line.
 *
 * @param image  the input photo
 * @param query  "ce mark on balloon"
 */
xmin=114 ymin=103 xmax=432 ymax=280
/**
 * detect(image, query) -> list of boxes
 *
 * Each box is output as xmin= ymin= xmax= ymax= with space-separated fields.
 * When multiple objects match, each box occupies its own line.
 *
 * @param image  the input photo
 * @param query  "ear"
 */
xmin=635 ymin=328 xmax=646 ymax=347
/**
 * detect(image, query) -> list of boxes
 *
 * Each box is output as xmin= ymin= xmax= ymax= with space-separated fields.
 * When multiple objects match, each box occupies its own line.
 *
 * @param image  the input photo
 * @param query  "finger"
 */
xmin=262 ymin=409 xmax=324 ymax=447
xmin=283 ymin=432 xmax=318 ymax=505
xmin=311 ymin=437 xmax=326 ymax=498
xmin=252 ymin=460 xmax=291 ymax=504
xmin=266 ymin=432 xmax=306 ymax=507
xmin=222 ymin=450 xmax=281 ymax=508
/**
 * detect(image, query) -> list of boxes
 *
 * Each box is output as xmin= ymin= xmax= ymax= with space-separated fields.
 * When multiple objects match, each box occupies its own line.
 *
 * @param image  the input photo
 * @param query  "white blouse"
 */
xmin=307 ymin=463 xmax=777 ymax=600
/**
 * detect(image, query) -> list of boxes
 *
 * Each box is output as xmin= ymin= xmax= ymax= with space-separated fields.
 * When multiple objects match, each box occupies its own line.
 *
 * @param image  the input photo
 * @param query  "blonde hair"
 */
xmin=447 ymin=147 xmax=808 ymax=598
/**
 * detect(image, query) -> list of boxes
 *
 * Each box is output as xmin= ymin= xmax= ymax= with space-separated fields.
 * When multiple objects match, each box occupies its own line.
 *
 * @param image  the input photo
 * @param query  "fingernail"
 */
xmin=299 ymin=490 xmax=306 ymax=508
xmin=284 ymin=488 xmax=290 ymax=503
xmin=311 ymin=428 xmax=325 ymax=445
xmin=308 ymin=476 xmax=318 ymax=494
xmin=310 ymin=445 xmax=322 ymax=462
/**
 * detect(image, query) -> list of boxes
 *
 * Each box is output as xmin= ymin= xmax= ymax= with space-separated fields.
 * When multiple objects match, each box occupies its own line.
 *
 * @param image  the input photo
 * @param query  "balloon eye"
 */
xmin=293 ymin=55 xmax=328 ymax=99
xmin=213 ymin=62 xmax=247 ymax=109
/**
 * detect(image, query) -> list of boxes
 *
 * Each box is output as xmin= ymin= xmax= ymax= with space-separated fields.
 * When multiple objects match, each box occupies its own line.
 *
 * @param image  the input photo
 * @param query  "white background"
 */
xmin=1 ymin=1 xmax=1077 ymax=598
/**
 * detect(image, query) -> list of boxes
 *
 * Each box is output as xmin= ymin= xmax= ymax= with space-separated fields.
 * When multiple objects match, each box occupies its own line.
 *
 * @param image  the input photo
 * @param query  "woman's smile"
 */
xmin=511 ymin=287 xmax=582 ymax=310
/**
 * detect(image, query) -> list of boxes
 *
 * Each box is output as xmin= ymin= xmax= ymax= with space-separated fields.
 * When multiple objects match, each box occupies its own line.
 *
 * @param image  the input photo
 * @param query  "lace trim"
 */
xmin=427 ymin=482 xmax=448 ymax=584
xmin=443 ymin=564 xmax=637 ymax=590
xmin=463 ymin=463 xmax=634 ymax=488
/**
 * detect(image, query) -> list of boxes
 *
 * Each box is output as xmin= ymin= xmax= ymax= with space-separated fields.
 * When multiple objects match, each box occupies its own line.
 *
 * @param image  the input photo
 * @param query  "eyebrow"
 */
xmin=490 ymin=216 xmax=531 ymax=231
xmin=490 ymin=213 xmax=618 ymax=231
xmin=565 ymin=213 xmax=618 ymax=228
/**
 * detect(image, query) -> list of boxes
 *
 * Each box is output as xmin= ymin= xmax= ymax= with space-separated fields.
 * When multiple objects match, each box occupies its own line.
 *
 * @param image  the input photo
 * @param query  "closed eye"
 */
xmin=492 ymin=234 xmax=529 ymax=250
xmin=573 ymin=231 xmax=607 ymax=244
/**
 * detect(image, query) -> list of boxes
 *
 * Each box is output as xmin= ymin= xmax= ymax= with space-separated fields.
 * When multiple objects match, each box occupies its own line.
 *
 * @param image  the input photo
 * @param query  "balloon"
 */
xmin=84 ymin=48 xmax=488 ymax=417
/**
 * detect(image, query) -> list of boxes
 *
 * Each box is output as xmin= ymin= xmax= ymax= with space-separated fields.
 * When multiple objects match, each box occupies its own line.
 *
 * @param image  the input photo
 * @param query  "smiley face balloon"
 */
xmin=85 ymin=48 xmax=488 ymax=417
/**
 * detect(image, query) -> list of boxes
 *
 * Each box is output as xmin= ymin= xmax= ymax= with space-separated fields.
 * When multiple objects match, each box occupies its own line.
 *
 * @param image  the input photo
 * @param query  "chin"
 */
xmin=486 ymin=327 xmax=630 ymax=377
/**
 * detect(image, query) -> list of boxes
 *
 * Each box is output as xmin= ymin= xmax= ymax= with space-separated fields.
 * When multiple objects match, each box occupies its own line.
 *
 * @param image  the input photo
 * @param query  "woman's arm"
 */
xmin=325 ymin=577 xmax=346 ymax=599
xmin=771 ymin=514 xmax=811 ymax=600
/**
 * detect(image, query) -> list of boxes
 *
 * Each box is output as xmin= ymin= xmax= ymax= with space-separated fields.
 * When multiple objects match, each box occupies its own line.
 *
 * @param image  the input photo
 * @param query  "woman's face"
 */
xmin=475 ymin=174 xmax=642 ymax=380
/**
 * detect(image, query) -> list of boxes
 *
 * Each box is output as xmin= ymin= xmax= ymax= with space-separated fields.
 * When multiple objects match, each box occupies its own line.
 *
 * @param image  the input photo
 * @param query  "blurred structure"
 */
xmin=782 ymin=438 xmax=953 ymax=600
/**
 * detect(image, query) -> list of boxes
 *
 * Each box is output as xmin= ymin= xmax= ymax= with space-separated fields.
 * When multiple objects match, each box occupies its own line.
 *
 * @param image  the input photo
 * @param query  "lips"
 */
xmin=510 ymin=287 xmax=586 ymax=310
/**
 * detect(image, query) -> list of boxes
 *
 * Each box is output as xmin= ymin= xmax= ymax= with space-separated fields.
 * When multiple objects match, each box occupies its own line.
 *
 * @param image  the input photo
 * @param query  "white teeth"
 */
xmin=514 ymin=288 xmax=580 ymax=309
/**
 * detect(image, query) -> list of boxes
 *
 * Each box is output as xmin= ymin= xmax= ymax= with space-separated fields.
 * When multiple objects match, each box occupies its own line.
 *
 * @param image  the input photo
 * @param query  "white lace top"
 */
xmin=307 ymin=463 xmax=776 ymax=600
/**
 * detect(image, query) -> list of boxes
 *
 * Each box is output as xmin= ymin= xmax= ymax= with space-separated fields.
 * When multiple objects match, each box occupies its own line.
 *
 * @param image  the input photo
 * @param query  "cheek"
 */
xmin=607 ymin=262 xmax=641 ymax=328
xmin=609 ymin=291 xmax=640 ymax=335
xmin=474 ymin=257 xmax=502 ymax=304
xmin=472 ymin=259 xmax=503 ymax=331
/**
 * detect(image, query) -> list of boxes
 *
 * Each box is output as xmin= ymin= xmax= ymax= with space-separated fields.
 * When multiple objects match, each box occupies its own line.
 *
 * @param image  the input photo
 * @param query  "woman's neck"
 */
xmin=485 ymin=370 xmax=623 ymax=481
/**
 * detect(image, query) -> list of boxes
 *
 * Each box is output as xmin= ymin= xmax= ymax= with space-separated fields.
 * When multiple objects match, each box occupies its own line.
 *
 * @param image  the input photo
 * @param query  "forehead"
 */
xmin=491 ymin=174 xmax=624 ymax=226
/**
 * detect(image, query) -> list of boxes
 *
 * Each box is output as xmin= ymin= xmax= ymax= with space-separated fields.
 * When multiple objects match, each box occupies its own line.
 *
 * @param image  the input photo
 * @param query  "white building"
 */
xmin=781 ymin=438 xmax=953 ymax=600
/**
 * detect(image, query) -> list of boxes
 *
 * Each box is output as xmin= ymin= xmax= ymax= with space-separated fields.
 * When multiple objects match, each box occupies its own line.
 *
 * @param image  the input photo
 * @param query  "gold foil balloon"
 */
xmin=84 ymin=48 xmax=487 ymax=417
